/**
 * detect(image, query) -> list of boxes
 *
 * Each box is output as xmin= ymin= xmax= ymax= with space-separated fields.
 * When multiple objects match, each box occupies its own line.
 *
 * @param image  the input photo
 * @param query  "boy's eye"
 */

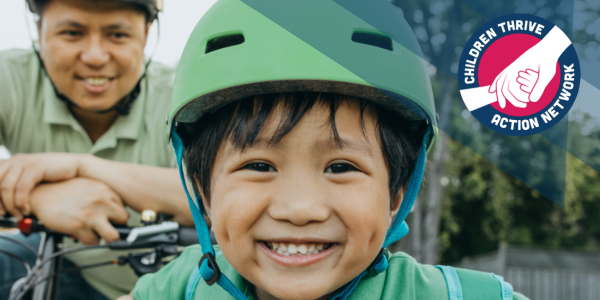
xmin=241 ymin=162 xmax=276 ymax=172
xmin=325 ymin=163 xmax=358 ymax=173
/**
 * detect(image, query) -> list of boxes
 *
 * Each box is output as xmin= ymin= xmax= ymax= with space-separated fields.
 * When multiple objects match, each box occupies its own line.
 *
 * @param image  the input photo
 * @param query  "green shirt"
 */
xmin=132 ymin=245 xmax=530 ymax=300
xmin=0 ymin=48 xmax=177 ymax=299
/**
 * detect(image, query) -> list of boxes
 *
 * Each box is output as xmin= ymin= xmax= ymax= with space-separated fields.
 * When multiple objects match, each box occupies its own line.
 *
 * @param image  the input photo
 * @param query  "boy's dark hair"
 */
xmin=179 ymin=92 xmax=427 ymax=207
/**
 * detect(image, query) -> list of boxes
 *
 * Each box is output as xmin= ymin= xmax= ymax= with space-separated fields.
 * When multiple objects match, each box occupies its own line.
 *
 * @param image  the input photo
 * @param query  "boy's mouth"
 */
xmin=258 ymin=240 xmax=340 ymax=267
xmin=261 ymin=241 xmax=333 ymax=257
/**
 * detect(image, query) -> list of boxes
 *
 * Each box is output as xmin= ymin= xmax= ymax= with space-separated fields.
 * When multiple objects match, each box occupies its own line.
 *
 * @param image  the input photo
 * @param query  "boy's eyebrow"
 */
xmin=314 ymin=137 xmax=373 ymax=156
xmin=229 ymin=136 xmax=373 ymax=156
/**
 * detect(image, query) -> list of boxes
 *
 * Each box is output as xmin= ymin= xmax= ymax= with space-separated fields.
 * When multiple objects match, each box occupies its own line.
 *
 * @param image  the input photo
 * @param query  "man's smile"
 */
xmin=76 ymin=75 xmax=117 ymax=94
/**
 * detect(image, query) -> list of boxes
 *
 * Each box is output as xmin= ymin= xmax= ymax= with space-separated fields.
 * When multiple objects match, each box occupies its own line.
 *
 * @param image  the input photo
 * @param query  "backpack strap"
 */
xmin=435 ymin=265 xmax=464 ymax=300
xmin=453 ymin=268 xmax=513 ymax=300
xmin=491 ymin=273 xmax=514 ymax=300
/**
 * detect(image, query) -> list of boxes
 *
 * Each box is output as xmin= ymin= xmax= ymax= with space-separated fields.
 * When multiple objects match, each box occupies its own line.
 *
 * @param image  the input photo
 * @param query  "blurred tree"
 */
xmin=440 ymin=121 xmax=600 ymax=264
xmin=390 ymin=0 xmax=600 ymax=265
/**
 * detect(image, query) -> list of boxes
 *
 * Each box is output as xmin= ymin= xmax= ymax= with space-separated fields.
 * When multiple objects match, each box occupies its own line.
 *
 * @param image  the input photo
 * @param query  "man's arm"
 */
xmin=0 ymin=153 xmax=192 ymax=225
xmin=30 ymin=177 xmax=129 ymax=244
xmin=77 ymin=155 xmax=193 ymax=225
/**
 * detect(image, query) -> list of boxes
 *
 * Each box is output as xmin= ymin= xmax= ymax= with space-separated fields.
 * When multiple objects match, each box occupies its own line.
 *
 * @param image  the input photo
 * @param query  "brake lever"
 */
xmin=125 ymin=244 xmax=180 ymax=276
xmin=108 ymin=222 xmax=179 ymax=250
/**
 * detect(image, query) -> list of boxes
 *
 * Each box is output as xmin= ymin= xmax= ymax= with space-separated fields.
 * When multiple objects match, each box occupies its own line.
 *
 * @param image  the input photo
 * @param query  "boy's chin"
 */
xmin=254 ymin=277 xmax=345 ymax=300
xmin=256 ymin=285 xmax=332 ymax=300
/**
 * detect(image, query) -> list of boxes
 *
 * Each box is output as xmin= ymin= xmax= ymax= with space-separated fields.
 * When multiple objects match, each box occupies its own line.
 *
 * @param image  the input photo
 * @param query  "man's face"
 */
xmin=37 ymin=0 xmax=149 ymax=112
xmin=206 ymin=101 xmax=402 ymax=300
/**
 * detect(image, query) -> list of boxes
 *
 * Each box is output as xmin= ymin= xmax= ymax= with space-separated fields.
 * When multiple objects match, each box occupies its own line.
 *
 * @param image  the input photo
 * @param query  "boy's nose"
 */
xmin=268 ymin=177 xmax=331 ymax=226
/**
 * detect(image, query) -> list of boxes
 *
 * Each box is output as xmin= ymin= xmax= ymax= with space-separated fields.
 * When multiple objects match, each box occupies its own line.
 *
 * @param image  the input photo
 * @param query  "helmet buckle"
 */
xmin=199 ymin=252 xmax=221 ymax=286
xmin=367 ymin=248 xmax=386 ymax=277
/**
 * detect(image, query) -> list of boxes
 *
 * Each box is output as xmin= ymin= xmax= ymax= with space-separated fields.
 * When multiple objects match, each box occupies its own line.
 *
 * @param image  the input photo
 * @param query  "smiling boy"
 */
xmin=127 ymin=0 xmax=529 ymax=299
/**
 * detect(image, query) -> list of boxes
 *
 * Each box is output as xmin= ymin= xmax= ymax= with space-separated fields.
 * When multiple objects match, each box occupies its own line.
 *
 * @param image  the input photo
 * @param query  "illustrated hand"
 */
xmin=30 ymin=178 xmax=129 ymax=245
xmin=0 ymin=153 xmax=84 ymax=219
xmin=488 ymin=26 xmax=571 ymax=109
xmin=517 ymin=69 xmax=539 ymax=94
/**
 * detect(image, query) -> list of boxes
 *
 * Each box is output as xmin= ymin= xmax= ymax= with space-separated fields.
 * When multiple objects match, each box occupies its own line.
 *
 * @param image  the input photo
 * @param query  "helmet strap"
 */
xmin=171 ymin=128 xmax=249 ymax=300
xmin=33 ymin=49 xmax=149 ymax=116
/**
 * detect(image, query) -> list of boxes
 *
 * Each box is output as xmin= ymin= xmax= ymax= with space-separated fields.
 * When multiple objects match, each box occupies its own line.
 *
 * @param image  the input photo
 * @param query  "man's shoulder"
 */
xmin=141 ymin=60 xmax=176 ymax=117
xmin=145 ymin=60 xmax=176 ymax=92
xmin=0 ymin=48 xmax=38 ymax=73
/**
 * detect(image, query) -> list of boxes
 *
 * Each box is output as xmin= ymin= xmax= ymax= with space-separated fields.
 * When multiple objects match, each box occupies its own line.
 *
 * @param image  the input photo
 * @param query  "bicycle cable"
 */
xmin=21 ymin=259 xmax=118 ymax=299
xmin=11 ymin=244 xmax=109 ymax=300
xmin=0 ymin=249 xmax=31 ymax=274
xmin=0 ymin=235 xmax=40 ymax=259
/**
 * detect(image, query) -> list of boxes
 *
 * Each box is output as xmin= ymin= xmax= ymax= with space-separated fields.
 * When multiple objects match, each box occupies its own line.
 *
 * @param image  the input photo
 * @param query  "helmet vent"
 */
xmin=206 ymin=34 xmax=245 ymax=54
xmin=351 ymin=32 xmax=393 ymax=51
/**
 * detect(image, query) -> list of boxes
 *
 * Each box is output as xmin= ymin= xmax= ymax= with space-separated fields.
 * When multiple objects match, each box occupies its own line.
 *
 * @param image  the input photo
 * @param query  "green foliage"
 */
xmin=439 ymin=127 xmax=600 ymax=264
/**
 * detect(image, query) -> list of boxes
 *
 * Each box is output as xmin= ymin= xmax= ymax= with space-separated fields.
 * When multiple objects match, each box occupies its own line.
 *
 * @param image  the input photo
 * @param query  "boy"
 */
xmin=126 ymin=0 xmax=529 ymax=299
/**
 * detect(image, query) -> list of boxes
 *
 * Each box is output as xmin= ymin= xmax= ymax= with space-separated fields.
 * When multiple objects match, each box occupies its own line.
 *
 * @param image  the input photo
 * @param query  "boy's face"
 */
xmin=204 ymin=100 xmax=402 ymax=300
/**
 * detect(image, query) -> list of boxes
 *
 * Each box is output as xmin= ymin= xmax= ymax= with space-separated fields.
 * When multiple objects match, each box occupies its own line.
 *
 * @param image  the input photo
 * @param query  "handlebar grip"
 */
xmin=177 ymin=227 xmax=199 ymax=246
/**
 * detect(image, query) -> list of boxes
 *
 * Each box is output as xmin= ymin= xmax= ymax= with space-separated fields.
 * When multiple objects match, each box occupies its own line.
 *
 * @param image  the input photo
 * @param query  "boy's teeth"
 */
xmin=298 ymin=245 xmax=307 ymax=254
xmin=266 ymin=242 xmax=331 ymax=256
xmin=288 ymin=244 xmax=298 ymax=254
xmin=84 ymin=77 xmax=109 ymax=86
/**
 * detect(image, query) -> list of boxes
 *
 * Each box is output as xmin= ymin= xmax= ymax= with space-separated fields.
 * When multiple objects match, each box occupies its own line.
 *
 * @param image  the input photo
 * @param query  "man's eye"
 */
xmin=325 ymin=163 xmax=358 ymax=173
xmin=62 ymin=31 xmax=82 ymax=37
xmin=109 ymin=32 xmax=127 ymax=39
xmin=242 ymin=163 xmax=276 ymax=172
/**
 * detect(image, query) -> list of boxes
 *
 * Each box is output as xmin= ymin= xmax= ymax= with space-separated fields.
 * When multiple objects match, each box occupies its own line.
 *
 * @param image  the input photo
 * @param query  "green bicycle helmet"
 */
xmin=168 ymin=0 xmax=438 ymax=299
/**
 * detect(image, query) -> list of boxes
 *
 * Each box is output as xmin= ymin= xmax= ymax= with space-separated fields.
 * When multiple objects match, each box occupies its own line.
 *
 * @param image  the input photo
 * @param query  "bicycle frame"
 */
xmin=31 ymin=232 xmax=63 ymax=300
xmin=2 ymin=213 xmax=199 ymax=300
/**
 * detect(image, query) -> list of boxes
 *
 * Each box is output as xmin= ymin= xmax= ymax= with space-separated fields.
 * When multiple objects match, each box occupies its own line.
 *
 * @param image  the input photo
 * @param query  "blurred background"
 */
xmin=1 ymin=0 xmax=599 ymax=298
xmin=384 ymin=0 xmax=600 ymax=298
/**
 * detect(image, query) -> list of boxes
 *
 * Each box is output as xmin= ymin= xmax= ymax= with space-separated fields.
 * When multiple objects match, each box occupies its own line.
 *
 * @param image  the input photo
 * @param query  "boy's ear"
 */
xmin=193 ymin=177 xmax=211 ymax=217
xmin=389 ymin=185 xmax=407 ymax=224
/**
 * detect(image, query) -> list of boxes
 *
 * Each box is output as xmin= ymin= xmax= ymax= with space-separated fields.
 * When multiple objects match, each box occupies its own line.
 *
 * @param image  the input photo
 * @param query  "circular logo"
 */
xmin=458 ymin=14 xmax=580 ymax=136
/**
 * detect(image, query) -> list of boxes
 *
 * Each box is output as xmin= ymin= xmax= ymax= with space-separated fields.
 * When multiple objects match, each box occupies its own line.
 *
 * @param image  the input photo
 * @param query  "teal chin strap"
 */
xmin=171 ymin=128 xmax=249 ymax=300
xmin=330 ymin=127 xmax=431 ymax=300
xmin=174 ymin=125 xmax=430 ymax=300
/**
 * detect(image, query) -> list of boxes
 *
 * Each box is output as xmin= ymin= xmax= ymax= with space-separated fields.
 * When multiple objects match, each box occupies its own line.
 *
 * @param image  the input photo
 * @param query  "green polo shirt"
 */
xmin=0 ymin=48 xmax=177 ymax=299
xmin=132 ymin=245 xmax=530 ymax=300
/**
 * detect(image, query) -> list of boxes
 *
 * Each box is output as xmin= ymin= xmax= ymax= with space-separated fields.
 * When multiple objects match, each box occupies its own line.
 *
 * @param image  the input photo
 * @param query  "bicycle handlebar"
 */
xmin=1 ymin=212 xmax=202 ymax=299
xmin=0 ymin=214 xmax=199 ymax=248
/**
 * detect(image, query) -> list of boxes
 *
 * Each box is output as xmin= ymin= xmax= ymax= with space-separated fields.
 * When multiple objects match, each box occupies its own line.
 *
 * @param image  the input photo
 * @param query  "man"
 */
xmin=0 ymin=0 xmax=191 ymax=299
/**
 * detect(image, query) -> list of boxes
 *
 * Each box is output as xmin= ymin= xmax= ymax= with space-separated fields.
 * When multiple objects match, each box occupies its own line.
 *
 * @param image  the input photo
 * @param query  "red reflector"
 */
xmin=18 ymin=218 xmax=33 ymax=235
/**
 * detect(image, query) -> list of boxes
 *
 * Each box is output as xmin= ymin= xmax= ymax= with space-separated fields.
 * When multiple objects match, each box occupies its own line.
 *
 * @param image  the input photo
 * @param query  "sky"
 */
xmin=0 ymin=0 xmax=218 ymax=158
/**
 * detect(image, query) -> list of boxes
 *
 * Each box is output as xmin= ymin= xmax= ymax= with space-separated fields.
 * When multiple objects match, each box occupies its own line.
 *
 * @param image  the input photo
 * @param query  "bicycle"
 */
xmin=0 ymin=210 xmax=201 ymax=300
